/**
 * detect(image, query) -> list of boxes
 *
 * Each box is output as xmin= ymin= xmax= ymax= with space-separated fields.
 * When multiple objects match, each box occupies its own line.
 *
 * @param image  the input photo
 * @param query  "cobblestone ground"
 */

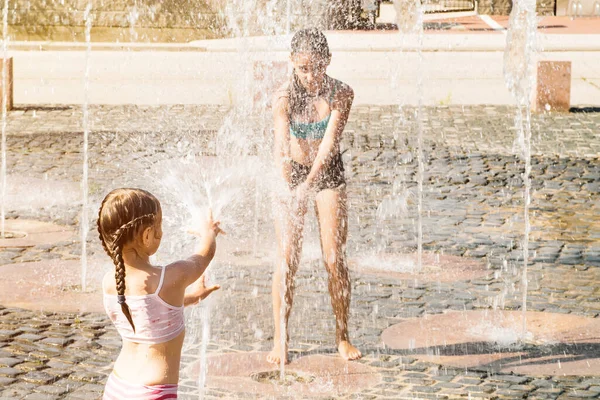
xmin=0 ymin=105 xmax=599 ymax=399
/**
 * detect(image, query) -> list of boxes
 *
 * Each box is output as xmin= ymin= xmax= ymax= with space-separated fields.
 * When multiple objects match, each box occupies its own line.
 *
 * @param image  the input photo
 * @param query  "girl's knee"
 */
xmin=324 ymin=249 xmax=346 ymax=272
xmin=324 ymin=248 xmax=339 ymax=268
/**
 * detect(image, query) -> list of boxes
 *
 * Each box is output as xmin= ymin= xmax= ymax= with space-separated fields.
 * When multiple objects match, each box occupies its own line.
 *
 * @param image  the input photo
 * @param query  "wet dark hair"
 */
xmin=288 ymin=28 xmax=331 ymax=117
xmin=291 ymin=27 xmax=330 ymax=58
xmin=97 ymin=188 xmax=161 ymax=332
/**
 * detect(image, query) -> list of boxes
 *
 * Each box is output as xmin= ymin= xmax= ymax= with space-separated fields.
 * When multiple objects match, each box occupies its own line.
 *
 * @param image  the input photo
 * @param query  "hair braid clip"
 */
xmin=117 ymin=295 xmax=126 ymax=304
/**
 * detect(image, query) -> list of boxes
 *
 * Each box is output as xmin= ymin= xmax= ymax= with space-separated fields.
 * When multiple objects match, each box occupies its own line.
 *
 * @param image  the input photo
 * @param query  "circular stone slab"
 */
xmin=350 ymin=252 xmax=490 ymax=283
xmin=0 ymin=219 xmax=75 ymax=248
xmin=382 ymin=310 xmax=600 ymax=376
xmin=0 ymin=258 xmax=110 ymax=313
xmin=184 ymin=352 xmax=380 ymax=397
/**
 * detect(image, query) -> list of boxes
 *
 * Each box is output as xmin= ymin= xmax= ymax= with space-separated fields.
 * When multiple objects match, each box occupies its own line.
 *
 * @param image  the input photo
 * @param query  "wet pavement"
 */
xmin=0 ymin=104 xmax=599 ymax=399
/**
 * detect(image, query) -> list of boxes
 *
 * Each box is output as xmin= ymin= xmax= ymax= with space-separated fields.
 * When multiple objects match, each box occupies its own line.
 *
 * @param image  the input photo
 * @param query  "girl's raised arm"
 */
xmin=170 ymin=211 xmax=222 ymax=288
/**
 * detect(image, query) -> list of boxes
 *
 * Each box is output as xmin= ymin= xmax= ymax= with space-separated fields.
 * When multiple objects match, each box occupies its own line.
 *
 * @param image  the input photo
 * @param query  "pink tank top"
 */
xmin=103 ymin=265 xmax=185 ymax=345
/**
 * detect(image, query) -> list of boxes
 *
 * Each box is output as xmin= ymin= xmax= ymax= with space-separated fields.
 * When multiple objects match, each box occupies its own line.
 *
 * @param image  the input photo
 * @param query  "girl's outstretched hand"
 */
xmin=188 ymin=208 xmax=225 ymax=238
xmin=184 ymin=275 xmax=220 ymax=306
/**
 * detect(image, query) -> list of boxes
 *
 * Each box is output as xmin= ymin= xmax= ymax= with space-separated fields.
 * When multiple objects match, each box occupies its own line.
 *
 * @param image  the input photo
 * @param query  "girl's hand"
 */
xmin=296 ymin=181 xmax=313 ymax=201
xmin=295 ymin=181 xmax=310 ymax=197
xmin=188 ymin=209 xmax=225 ymax=238
xmin=293 ymin=182 xmax=311 ymax=214
xmin=184 ymin=275 xmax=220 ymax=306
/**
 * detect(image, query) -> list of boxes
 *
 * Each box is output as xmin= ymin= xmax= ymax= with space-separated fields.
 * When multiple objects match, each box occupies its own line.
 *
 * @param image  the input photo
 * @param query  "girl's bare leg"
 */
xmin=268 ymin=194 xmax=307 ymax=364
xmin=315 ymin=186 xmax=361 ymax=361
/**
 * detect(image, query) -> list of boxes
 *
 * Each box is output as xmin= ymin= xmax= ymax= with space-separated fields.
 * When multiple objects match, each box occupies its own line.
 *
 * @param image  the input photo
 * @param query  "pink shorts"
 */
xmin=103 ymin=372 xmax=178 ymax=399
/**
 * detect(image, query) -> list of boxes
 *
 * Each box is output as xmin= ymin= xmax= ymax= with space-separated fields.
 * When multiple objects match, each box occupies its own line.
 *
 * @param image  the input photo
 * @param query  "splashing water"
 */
xmin=81 ymin=2 xmax=93 ymax=292
xmin=159 ymin=156 xmax=267 ymax=240
xmin=375 ymin=183 xmax=414 ymax=255
xmin=468 ymin=319 xmax=534 ymax=348
xmin=128 ymin=1 xmax=139 ymax=41
xmin=0 ymin=0 xmax=8 ymax=238
xmin=503 ymin=0 xmax=537 ymax=337
xmin=393 ymin=0 xmax=424 ymax=270
xmin=157 ymin=154 xmax=271 ymax=399
xmin=197 ymin=296 xmax=212 ymax=400
xmin=154 ymin=1 xmax=291 ymax=389
xmin=221 ymin=0 xmax=295 ymax=382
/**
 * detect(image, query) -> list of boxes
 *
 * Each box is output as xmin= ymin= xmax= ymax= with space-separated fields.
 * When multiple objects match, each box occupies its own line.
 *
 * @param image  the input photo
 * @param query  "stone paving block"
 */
xmin=40 ymin=338 xmax=73 ymax=348
xmin=6 ymin=344 xmax=39 ymax=355
xmin=0 ymin=330 xmax=21 ymax=341
xmin=42 ymin=368 xmax=71 ymax=379
xmin=477 ymin=384 xmax=505 ymax=392
xmin=0 ymin=367 xmax=23 ymax=377
xmin=0 ymin=357 xmax=22 ymax=367
xmin=497 ymin=388 xmax=534 ymax=396
xmin=23 ymin=394 xmax=60 ymax=400
xmin=25 ymin=351 xmax=53 ymax=362
xmin=0 ymin=389 xmax=30 ymax=399
xmin=434 ymin=382 xmax=463 ymax=389
xmin=467 ymin=392 xmax=499 ymax=398
xmin=15 ymin=362 xmax=47 ymax=372
xmin=348 ymin=394 xmax=378 ymax=400
xmin=457 ymin=378 xmax=485 ymax=385
xmin=560 ymin=391 xmax=599 ymax=398
xmin=33 ymin=385 xmax=69 ymax=396
xmin=63 ymin=392 xmax=103 ymax=400
xmin=0 ymin=376 xmax=16 ymax=385
xmin=52 ymin=378 xmax=86 ymax=390
xmin=407 ymin=394 xmax=448 ymax=399
xmin=14 ymin=334 xmax=44 ymax=343
xmin=490 ymin=374 xmax=529 ymax=384
xmin=67 ymin=371 xmax=105 ymax=383
xmin=77 ymin=383 xmax=105 ymax=393
xmin=20 ymin=371 xmax=58 ymax=385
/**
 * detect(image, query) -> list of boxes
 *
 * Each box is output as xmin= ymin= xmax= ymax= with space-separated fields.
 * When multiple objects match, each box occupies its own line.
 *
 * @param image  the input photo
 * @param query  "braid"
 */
xmin=109 ymin=237 xmax=135 ymax=333
xmin=117 ymin=214 xmax=155 ymax=234
xmin=109 ymin=214 xmax=155 ymax=333
xmin=97 ymin=196 xmax=112 ymax=258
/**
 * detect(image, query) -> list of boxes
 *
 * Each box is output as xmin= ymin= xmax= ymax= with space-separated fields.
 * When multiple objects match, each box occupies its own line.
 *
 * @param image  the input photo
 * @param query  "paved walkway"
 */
xmin=0 ymin=104 xmax=599 ymax=399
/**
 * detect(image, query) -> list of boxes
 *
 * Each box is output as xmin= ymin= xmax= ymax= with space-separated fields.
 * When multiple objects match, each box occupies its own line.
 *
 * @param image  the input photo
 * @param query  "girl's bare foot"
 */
xmin=338 ymin=341 xmax=362 ymax=361
xmin=267 ymin=342 xmax=288 ymax=364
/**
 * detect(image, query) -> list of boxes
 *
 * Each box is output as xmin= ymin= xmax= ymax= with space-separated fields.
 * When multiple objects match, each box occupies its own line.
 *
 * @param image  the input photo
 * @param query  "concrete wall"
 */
xmin=477 ymin=0 xmax=556 ymax=15
xmin=219 ymin=0 xmax=330 ymax=36
xmin=2 ymin=0 xmax=221 ymax=41
xmin=4 ymin=0 xmax=217 ymax=28
xmin=1 ymin=0 xmax=364 ymax=42
xmin=218 ymin=0 xmax=362 ymax=36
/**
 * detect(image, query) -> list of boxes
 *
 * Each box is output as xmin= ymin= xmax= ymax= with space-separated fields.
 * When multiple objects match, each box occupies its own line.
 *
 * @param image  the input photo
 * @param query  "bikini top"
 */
xmin=103 ymin=265 xmax=185 ymax=345
xmin=289 ymin=81 xmax=337 ymax=140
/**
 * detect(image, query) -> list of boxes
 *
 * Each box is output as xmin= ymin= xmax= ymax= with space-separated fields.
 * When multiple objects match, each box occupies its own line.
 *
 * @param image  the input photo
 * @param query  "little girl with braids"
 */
xmin=98 ymin=188 xmax=223 ymax=399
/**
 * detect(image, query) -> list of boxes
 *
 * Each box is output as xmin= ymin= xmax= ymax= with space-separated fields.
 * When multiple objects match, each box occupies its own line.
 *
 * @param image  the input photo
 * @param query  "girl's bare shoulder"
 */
xmin=330 ymin=77 xmax=354 ymax=98
xmin=102 ymin=270 xmax=116 ymax=295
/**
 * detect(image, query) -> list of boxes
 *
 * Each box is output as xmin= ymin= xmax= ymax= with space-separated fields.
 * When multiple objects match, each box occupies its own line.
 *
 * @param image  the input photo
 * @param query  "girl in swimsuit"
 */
xmin=269 ymin=28 xmax=361 ymax=364
xmin=98 ymin=188 xmax=223 ymax=399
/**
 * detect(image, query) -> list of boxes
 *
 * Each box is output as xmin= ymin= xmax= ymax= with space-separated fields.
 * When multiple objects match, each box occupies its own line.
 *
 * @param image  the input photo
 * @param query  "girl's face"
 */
xmin=291 ymin=52 xmax=331 ymax=94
